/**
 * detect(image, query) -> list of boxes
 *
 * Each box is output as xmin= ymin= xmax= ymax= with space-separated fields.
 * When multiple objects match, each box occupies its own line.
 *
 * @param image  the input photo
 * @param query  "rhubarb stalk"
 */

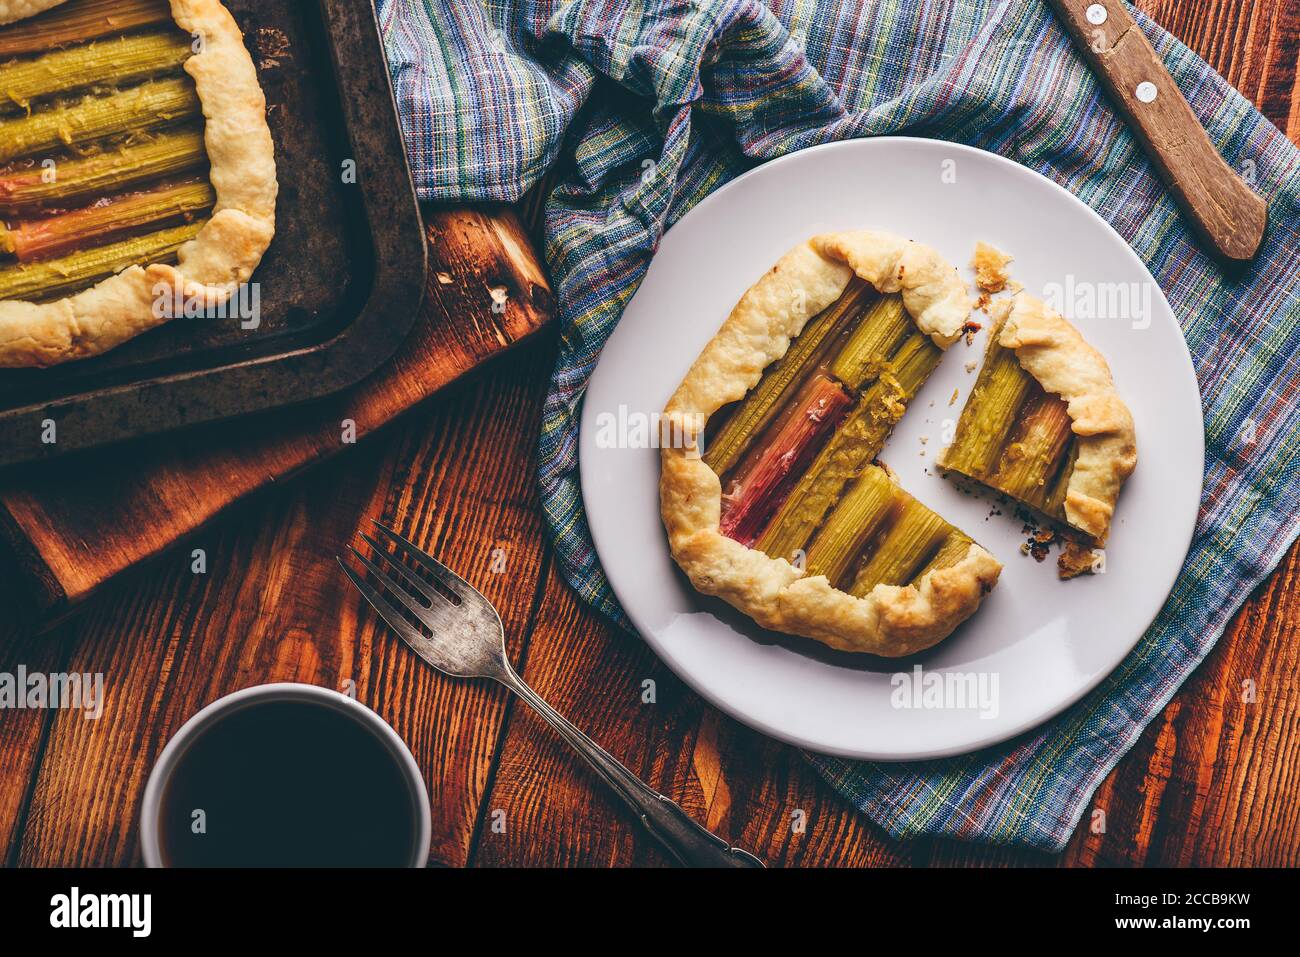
xmin=937 ymin=325 xmax=1036 ymax=479
xmin=718 ymin=373 xmax=851 ymax=547
xmin=1 ymin=31 xmax=193 ymax=113
xmin=0 ymin=0 xmax=172 ymax=59
xmin=1043 ymin=444 xmax=1079 ymax=520
xmin=909 ymin=531 xmax=976 ymax=584
xmin=828 ymin=293 xmax=912 ymax=389
xmin=0 ymin=77 xmax=200 ymax=165
xmin=848 ymin=497 xmax=950 ymax=596
xmin=988 ymin=391 xmax=1076 ymax=508
xmin=0 ymin=220 xmax=204 ymax=301
xmin=0 ymin=128 xmax=207 ymax=214
xmin=704 ymin=279 xmax=875 ymax=476
xmin=801 ymin=465 xmax=894 ymax=587
xmin=2 ymin=179 xmax=214 ymax=262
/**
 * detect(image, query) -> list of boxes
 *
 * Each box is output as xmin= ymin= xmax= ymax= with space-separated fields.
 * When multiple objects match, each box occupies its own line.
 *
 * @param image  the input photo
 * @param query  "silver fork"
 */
xmin=338 ymin=521 xmax=765 ymax=868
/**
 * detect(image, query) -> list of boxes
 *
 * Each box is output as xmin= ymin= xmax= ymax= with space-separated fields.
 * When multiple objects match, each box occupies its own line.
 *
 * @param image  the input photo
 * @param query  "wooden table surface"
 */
xmin=2 ymin=0 xmax=1298 ymax=868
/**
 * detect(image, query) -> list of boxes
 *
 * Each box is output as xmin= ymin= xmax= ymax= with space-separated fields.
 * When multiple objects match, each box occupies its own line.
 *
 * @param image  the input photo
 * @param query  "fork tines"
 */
xmin=337 ymin=521 xmax=466 ymax=636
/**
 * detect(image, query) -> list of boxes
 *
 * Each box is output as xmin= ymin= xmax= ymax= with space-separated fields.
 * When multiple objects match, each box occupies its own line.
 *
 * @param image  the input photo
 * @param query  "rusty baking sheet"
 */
xmin=0 ymin=0 xmax=427 ymax=467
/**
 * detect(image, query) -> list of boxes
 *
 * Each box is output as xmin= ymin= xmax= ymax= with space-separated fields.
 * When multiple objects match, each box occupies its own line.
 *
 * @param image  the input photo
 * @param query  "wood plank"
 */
xmin=471 ymin=555 xmax=907 ymax=868
xmin=0 ymin=203 xmax=552 ymax=619
xmin=1137 ymin=0 xmax=1300 ymax=133
xmin=12 ymin=342 xmax=554 ymax=866
xmin=0 ymin=566 xmax=69 ymax=862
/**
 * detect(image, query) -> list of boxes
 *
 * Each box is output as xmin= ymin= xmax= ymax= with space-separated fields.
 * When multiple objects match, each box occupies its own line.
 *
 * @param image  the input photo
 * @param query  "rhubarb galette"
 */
xmin=659 ymin=231 xmax=1137 ymax=657
xmin=660 ymin=232 xmax=1002 ymax=657
xmin=0 ymin=0 xmax=276 ymax=367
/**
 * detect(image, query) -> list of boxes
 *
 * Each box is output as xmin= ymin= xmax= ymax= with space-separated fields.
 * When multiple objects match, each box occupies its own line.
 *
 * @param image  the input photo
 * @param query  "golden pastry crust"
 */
xmin=0 ymin=0 xmax=66 ymax=26
xmin=995 ymin=294 xmax=1137 ymax=542
xmin=660 ymin=232 xmax=1001 ymax=657
xmin=811 ymin=231 xmax=972 ymax=346
xmin=972 ymin=241 xmax=1013 ymax=313
xmin=0 ymin=0 xmax=277 ymax=367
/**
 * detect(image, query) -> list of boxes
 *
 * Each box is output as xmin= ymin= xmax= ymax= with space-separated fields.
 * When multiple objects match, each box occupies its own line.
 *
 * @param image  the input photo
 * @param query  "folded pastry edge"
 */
xmin=994 ymin=294 xmax=1138 ymax=544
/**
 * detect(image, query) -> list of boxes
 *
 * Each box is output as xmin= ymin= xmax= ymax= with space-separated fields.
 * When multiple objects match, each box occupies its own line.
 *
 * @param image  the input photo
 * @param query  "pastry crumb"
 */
xmin=1058 ymin=539 xmax=1100 ymax=579
xmin=972 ymin=241 xmax=1013 ymax=295
xmin=1027 ymin=534 xmax=1054 ymax=562
xmin=1012 ymin=510 xmax=1061 ymax=563
xmin=963 ymin=320 xmax=982 ymax=346
xmin=965 ymin=361 xmax=977 ymax=373
xmin=949 ymin=388 xmax=959 ymax=406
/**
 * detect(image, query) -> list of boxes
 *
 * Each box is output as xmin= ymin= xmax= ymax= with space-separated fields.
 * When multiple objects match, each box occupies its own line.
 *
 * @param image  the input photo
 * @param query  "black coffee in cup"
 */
xmin=158 ymin=698 xmax=421 ymax=867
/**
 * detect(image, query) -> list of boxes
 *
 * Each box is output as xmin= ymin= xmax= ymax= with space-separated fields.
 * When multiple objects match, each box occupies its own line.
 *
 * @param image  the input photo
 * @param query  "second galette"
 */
xmin=0 ymin=0 xmax=277 ymax=368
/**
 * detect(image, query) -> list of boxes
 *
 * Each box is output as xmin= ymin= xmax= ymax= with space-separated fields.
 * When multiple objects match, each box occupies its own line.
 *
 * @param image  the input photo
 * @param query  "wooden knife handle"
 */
xmin=1044 ymin=0 xmax=1266 ymax=264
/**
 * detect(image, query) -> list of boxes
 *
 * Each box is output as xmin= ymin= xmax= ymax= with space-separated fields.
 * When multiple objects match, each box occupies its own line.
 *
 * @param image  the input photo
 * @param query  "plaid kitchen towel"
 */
xmin=377 ymin=0 xmax=1300 ymax=852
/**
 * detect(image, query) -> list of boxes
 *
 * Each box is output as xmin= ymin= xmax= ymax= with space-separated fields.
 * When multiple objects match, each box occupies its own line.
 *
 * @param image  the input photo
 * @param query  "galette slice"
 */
xmin=660 ymin=231 xmax=1001 ymax=658
xmin=937 ymin=293 xmax=1137 ymax=572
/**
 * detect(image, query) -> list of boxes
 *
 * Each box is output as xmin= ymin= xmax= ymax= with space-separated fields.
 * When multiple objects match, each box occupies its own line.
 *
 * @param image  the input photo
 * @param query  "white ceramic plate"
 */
xmin=579 ymin=137 xmax=1203 ymax=760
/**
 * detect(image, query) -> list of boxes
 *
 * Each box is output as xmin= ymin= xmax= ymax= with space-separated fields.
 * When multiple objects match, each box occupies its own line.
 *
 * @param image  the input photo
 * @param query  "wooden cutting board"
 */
xmin=0 ymin=204 xmax=553 ymax=629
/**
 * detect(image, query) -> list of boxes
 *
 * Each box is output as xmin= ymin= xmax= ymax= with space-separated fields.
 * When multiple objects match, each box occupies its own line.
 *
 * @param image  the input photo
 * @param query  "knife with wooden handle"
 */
xmin=1044 ymin=0 xmax=1267 ymax=264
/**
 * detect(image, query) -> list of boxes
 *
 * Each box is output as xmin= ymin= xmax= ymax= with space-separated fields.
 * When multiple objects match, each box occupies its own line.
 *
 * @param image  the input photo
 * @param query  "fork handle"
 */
xmin=500 ymin=672 xmax=765 ymax=868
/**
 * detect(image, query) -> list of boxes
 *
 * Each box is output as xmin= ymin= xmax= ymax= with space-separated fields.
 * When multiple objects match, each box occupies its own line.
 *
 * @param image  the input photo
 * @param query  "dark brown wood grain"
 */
xmin=9 ymin=344 xmax=552 ymax=866
xmin=0 ymin=204 xmax=552 ymax=619
xmin=473 ymin=564 xmax=911 ymax=867
xmin=0 ymin=619 xmax=66 ymax=864
xmin=1048 ymin=0 xmax=1268 ymax=263
xmin=0 ymin=0 xmax=1297 ymax=868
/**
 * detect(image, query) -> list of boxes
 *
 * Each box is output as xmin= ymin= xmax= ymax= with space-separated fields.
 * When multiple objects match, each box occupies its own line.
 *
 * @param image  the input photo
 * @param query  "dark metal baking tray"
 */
xmin=0 ymin=0 xmax=427 ymax=467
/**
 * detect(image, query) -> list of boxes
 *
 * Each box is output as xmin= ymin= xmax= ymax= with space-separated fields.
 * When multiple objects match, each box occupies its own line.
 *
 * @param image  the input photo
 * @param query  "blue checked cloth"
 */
xmin=377 ymin=0 xmax=1300 ymax=851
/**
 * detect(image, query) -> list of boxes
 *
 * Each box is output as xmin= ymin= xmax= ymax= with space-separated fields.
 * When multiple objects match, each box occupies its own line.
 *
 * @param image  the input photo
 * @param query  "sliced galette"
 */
xmin=659 ymin=231 xmax=1136 ymax=657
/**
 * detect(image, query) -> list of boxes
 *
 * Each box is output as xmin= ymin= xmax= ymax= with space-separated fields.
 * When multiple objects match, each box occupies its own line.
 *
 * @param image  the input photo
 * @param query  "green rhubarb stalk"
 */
xmin=876 ymin=330 xmax=943 ymax=404
xmin=0 ymin=220 xmax=203 ymax=301
xmin=909 ymin=531 xmax=976 ymax=585
xmin=0 ymin=77 xmax=200 ymax=165
xmin=718 ymin=373 xmax=851 ymax=547
xmin=828 ymin=293 xmax=912 ymax=389
xmin=704 ymin=278 xmax=875 ymax=476
xmin=801 ymin=465 xmax=894 ymax=587
xmin=938 ymin=328 xmax=1036 ymax=479
xmin=0 ymin=0 xmax=173 ymax=59
xmin=848 ymin=496 xmax=951 ymax=596
xmin=1 ymin=31 xmax=193 ymax=114
xmin=0 ymin=128 xmax=207 ymax=213
xmin=5 ymin=179 xmax=214 ymax=261
xmin=755 ymin=329 xmax=942 ymax=562
xmin=988 ymin=391 xmax=1076 ymax=507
